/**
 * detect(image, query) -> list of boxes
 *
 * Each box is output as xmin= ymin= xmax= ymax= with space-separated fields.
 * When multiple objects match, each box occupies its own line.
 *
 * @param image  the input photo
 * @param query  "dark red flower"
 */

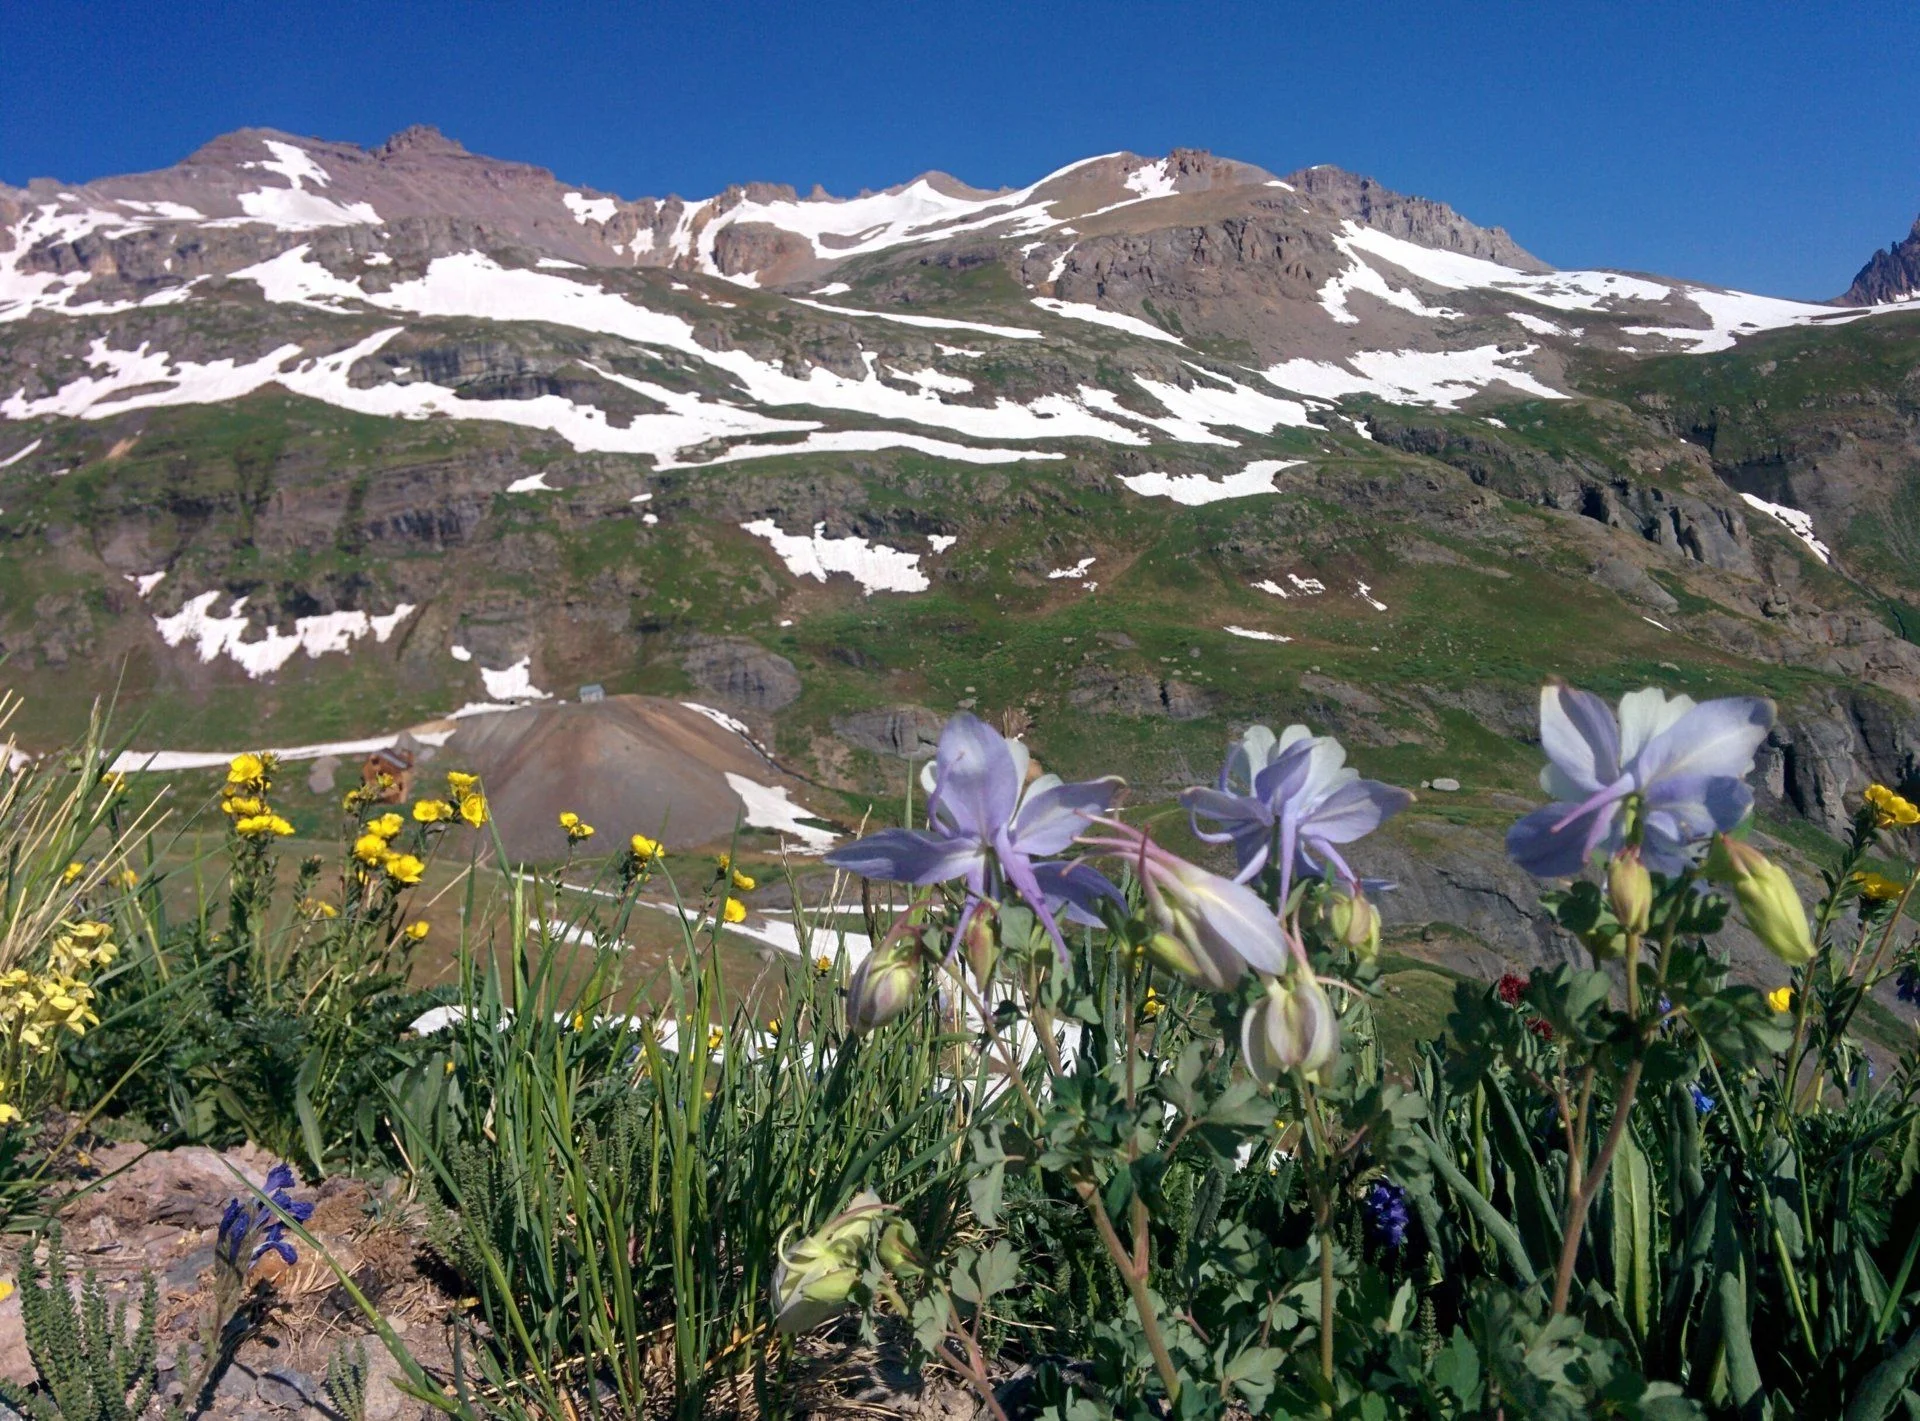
xmin=1526 ymin=1017 xmax=1555 ymax=1042
xmin=1496 ymin=973 xmax=1529 ymax=1006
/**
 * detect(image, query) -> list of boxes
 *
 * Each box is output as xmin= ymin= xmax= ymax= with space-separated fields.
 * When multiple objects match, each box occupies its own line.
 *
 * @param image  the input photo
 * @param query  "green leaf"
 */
xmin=1611 ymin=1127 xmax=1655 ymax=1341
xmin=1417 ymin=1127 xmax=1538 ymax=1285
xmin=1848 ymin=1323 xmax=1920 ymax=1421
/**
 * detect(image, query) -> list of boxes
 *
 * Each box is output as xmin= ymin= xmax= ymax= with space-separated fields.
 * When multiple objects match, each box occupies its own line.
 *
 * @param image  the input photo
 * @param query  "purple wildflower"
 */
xmin=215 ymin=1162 xmax=314 ymax=1270
xmin=1181 ymin=724 xmax=1411 ymax=903
xmin=1898 ymin=966 xmax=1920 ymax=1005
xmin=824 ymin=714 xmax=1122 ymax=955
xmin=1506 ymin=685 xmax=1773 ymax=879
xmin=1364 ymin=1182 xmax=1409 ymax=1249
xmin=1689 ymin=1083 xmax=1716 ymax=1117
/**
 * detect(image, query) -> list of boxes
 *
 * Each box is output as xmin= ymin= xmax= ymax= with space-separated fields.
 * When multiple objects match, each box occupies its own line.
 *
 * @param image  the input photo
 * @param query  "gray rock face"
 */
xmin=679 ymin=637 xmax=801 ymax=711
xmin=833 ymin=705 xmax=944 ymax=759
xmin=1068 ymin=669 xmax=1212 ymax=720
xmin=1759 ymin=686 xmax=1920 ymax=833
xmin=1590 ymin=554 xmax=1679 ymax=611
xmin=1281 ymin=165 xmax=1549 ymax=269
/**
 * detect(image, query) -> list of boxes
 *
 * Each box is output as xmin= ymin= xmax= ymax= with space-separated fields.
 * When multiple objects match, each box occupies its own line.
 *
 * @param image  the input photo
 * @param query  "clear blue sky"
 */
xmin=5 ymin=1 xmax=1915 ymax=299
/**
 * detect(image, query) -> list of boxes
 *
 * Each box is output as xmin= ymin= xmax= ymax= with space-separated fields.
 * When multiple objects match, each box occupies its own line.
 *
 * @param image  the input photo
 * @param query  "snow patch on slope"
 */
xmin=1119 ymin=459 xmax=1302 ymax=506
xmin=154 ymin=592 xmax=414 ymax=679
xmin=740 ymin=520 xmax=931 ymax=594
xmin=1739 ymin=493 xmax=1832 ymax=563
xmin=1030 ymin=297 xmax=1184 ymax=344
xmin=1261 ymin=345 xmax=1562 ymax=409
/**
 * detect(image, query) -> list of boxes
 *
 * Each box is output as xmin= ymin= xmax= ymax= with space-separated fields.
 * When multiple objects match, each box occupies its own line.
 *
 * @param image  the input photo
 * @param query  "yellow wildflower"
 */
xmin=1768 ymin=986 xmax=1794 ymax=1013
xmin=100 ymin=773 xmax=126 ymax=797
xmin=221 ymin=795 xmax=264 ymax=818
xmin=446 ymin=771 xmax=480 ymax=798
xmin=352 ymin=833 xmax=390 ymax=866
xmin=731 ymin=869 xmax=756 ymax=891
xmin=1142 ymin=987 xmax=1164 ymax=1018
xmin=1866 ymin=783 xmax=1920 ymax=829
xmin=0 ymin=1106 xmax=17 ymax=1126
xmin=707 ymin=1024 xmax=725 ymax=1051
xmin=765 ymin=1018 xmax=781 ymax=1037
xmin=412 ymin=799 xmax=453 ymax=823
xmin=813 ymin=955 xmax=833 ymax=976
xmin=630 ymin=833 xmax=664 ymax=860
xmin=302 ymin=899 xmax=339 ymax=920
xmin=571 ymin=1012 xmax=586 ymax=1032
xmin=403 ymin=920 xmax=431 ymax=941
xmin=559 ymin=811 xmax=595 ymax=842
xmin=459 ymin=795 xmax=489 ymax=829
xmin=1855 ymin=871 xmax=1908 ymax=902
xmin=722 ymin=897 xmax=748 ymax=924
xmin=60 ymin=862 xmax=84 ymax=886
xmin=116 ymin=869 xmax=138 ymax=889
xmin=368 ymin=812 xmax=405 ymax=840
xmin=0 ymin=1280 xmax=13 ymax=1302
xmin=226 ymin=753 xmax=266 ymax=787
xmin=385 ymin=854 xmax=426 ymax=886
xmin=444 ymin=1059 xmax=456 ymax=1075
xmin=234 ymin=814 xmax=294 ymax=838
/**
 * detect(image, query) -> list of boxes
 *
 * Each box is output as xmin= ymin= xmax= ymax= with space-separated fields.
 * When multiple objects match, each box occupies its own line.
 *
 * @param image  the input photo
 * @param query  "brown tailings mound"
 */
xmin=444 ymin=696 xmax=814 ymax=862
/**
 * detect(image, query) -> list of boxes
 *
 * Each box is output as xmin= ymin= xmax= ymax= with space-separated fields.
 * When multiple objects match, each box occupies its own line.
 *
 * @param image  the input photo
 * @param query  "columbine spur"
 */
xmin=825 ymin=714 xmax=1121 ymax=954
xmin=1181 ymin=724 xmax=1411 ymax=903
xmin=1505 ymin=684 xmax=1773 ymax=878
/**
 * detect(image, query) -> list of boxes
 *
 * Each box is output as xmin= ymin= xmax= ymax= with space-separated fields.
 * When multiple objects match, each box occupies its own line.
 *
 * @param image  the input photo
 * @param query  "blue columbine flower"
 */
xmin=1364 ymin=1182 xmax=1409 ymax=1249
xmin=1181 ymin=724 xmax=1411 ymax=904
xmin=824 ymin=714 xmax=1122 ymax=955
xmin=1506 ymin=685 xmax=1773 ymax=879
xmin=216 ymin=1162 xmax=315 ymax=1270
xmin=1689 ymin=1083 xmax=1716 ymax=1116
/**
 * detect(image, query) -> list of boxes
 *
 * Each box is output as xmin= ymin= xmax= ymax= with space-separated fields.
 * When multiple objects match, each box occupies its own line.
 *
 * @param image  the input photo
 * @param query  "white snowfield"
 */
xmin=792 ymin=298 xmax=1042 ymax=339
xmin=1119 ymin=458 xmax=1302 ymax=506
xmin=1739 ymin=492 xmax=1833 ymax=563
xmin=153 ymin=593 xmax=414 ymax=679
xmin=212 ymin=140 xmax=381 ymax=232
xmin=1224 ymin=625 xmax=1292 ymax=643
xmin=1029 ymin=297 xmax=1185 ymax=345
xmin=1319 ymin=220 xmax=1872 ymax=353
xmin=109 ymin=724 xmax=455 ymax=777
xmin=1263 ymin=345 xmax=1561 ymax=409
xmin=563 ymin=191 xmax=619 ymax=225
xmin=738 ymin=519 xmax=931 ymax=594
xmin=479 ymin=656 xmax=551 ymax=701
xmin=723 ymin=773 xmax=838 ymax=853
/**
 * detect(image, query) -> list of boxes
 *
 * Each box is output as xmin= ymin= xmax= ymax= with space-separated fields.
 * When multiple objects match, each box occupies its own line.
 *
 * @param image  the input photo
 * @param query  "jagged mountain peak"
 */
xmin=1843 ymin=212 xmax=1920 ymax=306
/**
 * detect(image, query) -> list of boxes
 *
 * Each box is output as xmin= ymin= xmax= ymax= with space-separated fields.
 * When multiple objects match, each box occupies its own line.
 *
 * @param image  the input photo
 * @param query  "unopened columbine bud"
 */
xmin=1607 ymin=848 xmax=1652 ymax=937
xmin=1704 ymin=835 xmax=1814 ymax=966
xmin=1146 ymin=855 xmax=1287 ymax=991
xmin=961 ymin=902 xmax=997 ymax=986
xmin=876 ymin=1217 xmax=923 ymax=1278
xmin=846 ymin=940 xmax=920 ymax=1033
xmin=1323 ymin=890 xmax=1381 ymax=962
xmin=1240 ymin=972 xmax=1339 ymax=1085
xmin=769 ymin=1192 xmax=887 ymax=1334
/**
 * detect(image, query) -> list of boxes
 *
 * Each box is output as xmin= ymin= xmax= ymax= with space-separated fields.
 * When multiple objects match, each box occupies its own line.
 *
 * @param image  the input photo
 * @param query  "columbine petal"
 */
xmin=1011 ymin=775 xmax=1122 ymax=856
xmin=1538 ymin=684 xmax=1621 ymax=793
xmin=1031 ymin=859 xmax=1124 ymax=927
xmin=825 ymin=828 xmax=985 ymax=886
xmin=1506 ymin=799 xmax=1620 ymax=878
xmin=925 ymin=715 xmax=1020 ymax=841
xmin=1300 ymin=778 xmax=1414 ymax=846
xmin=1616 ymin=687 xmax=1695 ymax=763
xmin=1631 ymin=697 xmax=1773 ymax=787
